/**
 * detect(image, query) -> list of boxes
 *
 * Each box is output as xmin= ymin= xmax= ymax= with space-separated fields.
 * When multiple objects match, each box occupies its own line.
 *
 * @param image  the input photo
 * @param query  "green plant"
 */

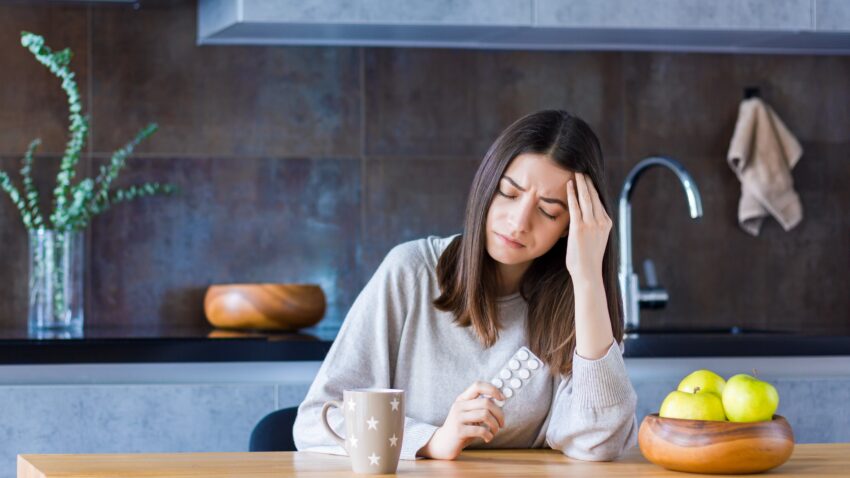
xmin=0 ymin=31 xmax=176 ymax=233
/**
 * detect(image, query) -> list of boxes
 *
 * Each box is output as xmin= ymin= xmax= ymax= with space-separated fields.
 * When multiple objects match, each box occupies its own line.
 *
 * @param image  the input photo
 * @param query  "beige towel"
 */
xmin=727 ymin=98 xmax=804 ymax=236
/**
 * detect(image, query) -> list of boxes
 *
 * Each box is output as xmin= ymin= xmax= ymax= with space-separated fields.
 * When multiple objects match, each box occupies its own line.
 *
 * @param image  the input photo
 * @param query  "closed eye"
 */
xmin=497 ymin=190 xmax=558 ymax=221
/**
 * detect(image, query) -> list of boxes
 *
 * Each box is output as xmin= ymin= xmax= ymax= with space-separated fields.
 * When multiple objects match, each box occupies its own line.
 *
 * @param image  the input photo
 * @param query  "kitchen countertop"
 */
xmin=17 ymin=444 xmax=850 ymax=477
xmin=0 ymin=325 xmax=336 ymax=365
xmin=0 ymin=323 xmax=848 ymax=365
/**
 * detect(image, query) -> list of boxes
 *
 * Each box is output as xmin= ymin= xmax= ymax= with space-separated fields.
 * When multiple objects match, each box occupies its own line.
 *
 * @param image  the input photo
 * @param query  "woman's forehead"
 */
xmin=504 ymin=153 xmax=574 ymax=190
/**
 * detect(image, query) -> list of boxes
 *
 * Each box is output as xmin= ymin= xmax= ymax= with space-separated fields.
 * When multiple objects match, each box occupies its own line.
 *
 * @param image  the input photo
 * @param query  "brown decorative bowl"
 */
xmin=203 ymin=283 xmax=326 ymax=331
xmin=638 ymin=413 xmax=794 ymax=474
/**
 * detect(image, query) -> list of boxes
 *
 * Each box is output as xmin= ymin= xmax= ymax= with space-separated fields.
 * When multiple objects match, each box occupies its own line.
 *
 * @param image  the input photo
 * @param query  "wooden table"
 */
xmin=18 ymin=444 xmax=850 ymax=477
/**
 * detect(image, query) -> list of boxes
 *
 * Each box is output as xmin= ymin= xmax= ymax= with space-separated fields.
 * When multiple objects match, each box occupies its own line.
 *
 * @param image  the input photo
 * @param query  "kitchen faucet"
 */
xmin=618 ymin=157 xmax=703 ymax=333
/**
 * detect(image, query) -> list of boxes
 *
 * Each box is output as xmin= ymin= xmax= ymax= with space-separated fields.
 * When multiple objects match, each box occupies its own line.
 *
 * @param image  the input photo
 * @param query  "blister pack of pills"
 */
xmin=486 ymin=346 xmax=542 ymax=407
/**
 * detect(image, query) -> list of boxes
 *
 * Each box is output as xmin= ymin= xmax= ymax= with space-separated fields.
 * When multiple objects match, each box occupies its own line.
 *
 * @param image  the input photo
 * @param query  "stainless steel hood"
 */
xmin=197 ymin=0 xmax=850 ymax=54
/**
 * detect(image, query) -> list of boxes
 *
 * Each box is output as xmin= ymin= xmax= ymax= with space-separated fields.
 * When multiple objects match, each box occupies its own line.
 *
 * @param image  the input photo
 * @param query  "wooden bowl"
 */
xmin=203 ymin=283 xmax=326 ymax=331
xmin=638 ymin=413 xmax=794 ymax=474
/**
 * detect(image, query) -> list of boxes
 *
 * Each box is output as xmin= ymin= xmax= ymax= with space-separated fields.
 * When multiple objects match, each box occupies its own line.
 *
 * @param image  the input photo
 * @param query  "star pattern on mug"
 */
xmin=349 ymin=435 xmax=358 ymax=448
xmin=389 ymin=434 xmax=398 ymax=447
xmin=367 ymin=416 xmax=379 ymax=430
xmin=347 ymin=399 xmax=356 ymax=411
xmin=368 ymin=453 xmax=381 ymax=466
xmin=390 ymin=397 xmax=400 ymax=411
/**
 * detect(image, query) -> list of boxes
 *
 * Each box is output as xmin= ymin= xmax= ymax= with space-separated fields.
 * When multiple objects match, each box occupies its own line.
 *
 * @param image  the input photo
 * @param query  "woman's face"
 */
xmin=485 ymin=153 xmax=574 ymax=266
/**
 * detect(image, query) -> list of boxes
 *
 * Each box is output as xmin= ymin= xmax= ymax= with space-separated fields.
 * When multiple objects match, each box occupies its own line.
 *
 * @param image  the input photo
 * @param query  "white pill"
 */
xmin=491 ymin=378 xmax=503 ymax=388
xmin=502 ymin=387 xmax=513 ymax=398
xmin=500 ymin=369 xmax=511 ymax=379
xmin=516 ymin=350 xmax=529 ymax=360
xmin=527 ymin=359 xmax=540 ymax=370
xmin=494 ymin=399 xmax=505 ymax=407
xmin=509 ymin=359 xmax=520 ymax=370
xmin=510 ymin=378 xmax=522 ymax=388
xmin=518 ymin=369 xmax=530 ymax=379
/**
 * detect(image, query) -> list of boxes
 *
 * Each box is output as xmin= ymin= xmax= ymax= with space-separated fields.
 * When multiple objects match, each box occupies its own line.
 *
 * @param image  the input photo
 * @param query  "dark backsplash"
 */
xmin=0 ymin=1 xmax=847 ymax=333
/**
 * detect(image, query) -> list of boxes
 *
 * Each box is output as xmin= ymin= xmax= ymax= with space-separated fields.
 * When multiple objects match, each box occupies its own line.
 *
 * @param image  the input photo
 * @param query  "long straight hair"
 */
xmin=433 ymin=110 xmax=623 ymax=377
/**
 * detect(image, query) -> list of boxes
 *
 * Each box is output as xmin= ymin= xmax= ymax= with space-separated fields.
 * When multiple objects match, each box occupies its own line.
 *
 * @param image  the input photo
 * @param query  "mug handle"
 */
xmin=321 ymin=400 xmax=346 ymax=449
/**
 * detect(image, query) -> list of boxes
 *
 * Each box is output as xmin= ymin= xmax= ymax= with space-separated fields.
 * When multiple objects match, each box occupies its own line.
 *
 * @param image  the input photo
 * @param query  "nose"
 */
xmin=507 ymin=196 xmax=533 ymax=233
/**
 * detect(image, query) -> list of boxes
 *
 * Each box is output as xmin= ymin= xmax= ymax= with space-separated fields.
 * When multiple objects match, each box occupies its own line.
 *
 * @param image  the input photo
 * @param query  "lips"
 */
xmin=496 ymin=232 xmax=524 ymax=248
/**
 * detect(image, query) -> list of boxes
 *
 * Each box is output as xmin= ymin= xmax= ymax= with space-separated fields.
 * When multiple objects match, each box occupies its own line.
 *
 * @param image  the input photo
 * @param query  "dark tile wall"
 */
xmin=0 ymin=1 xmax=847 ymax=333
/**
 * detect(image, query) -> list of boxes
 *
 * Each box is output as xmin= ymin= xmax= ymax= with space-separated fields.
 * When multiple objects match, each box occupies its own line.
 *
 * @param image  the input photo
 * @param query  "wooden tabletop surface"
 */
xmin=18 ymin=443 xmax=850 ymax=477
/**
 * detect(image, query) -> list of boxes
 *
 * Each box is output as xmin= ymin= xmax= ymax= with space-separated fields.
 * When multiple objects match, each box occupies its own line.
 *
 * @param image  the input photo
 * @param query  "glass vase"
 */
xmin=27 ymin=228 xmax=84 ymax=337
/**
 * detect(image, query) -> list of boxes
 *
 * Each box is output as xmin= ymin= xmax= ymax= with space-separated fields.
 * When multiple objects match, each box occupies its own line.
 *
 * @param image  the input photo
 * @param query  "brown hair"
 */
xmin=433 ymin=109 xmax=623 ymax=377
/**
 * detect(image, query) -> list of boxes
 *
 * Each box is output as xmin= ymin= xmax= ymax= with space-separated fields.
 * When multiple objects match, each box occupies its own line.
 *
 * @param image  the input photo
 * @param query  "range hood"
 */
xmin=198 ymin=0 xmax=850 ymax=55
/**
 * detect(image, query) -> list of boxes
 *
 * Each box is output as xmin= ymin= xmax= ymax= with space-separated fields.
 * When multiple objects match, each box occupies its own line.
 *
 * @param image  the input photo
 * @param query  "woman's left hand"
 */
xmin=565 ymin=172 xmax=612 ymax=286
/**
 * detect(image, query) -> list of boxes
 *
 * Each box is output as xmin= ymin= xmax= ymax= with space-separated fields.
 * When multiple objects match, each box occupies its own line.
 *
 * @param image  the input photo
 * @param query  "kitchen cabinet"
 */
xmin=1 ymin=355 xmax=849 ymax=478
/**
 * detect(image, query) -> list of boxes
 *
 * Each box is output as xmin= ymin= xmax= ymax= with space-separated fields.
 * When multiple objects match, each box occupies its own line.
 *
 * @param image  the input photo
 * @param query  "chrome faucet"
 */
xmin=618 ymin=157 xmax=703 ymax=332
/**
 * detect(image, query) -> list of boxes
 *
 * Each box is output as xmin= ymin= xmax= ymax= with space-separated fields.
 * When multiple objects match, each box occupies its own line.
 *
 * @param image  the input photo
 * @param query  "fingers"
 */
xmin=460 ymin=397 xmax=506 ymax=428
xmin=460 ymin=409 xmax=501 ymax=435
xmin=566 ymin=178 xmax=581 ymax=224
xmin=588 ymin=180 xmax=611 ymax=225
xmin=447 ymin=382 xmax=509 ymax=446
xmin=457 ymin=381 xmax=505 ymax=402
xmin=574 ymin=173 xmax=594 ymax=222
xmin=570 ymin=173 xmax=611 ymax=225
xmin=459 ymin=424 xmax=495 ymax=443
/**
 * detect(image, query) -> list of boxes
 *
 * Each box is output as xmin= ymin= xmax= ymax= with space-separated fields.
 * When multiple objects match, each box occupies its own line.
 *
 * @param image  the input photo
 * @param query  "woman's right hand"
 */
xmin=418 ymin=381 xmax=506 ymax=460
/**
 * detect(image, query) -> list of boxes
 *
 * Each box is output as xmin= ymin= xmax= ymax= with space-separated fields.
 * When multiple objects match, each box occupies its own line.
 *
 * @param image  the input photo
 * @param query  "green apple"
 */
xmin=659 ymin=389 xmax=727 ymax=421
xmin=678 ymin=369 xmax=726 ymax=396
xmin=722 ymin=374 xmax=779 ymax=422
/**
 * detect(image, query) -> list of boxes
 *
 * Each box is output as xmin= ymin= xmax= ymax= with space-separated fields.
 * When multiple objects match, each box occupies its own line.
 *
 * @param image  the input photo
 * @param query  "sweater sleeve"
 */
xmin=544 ymin=340 xmax=638 ymax=461
xmin=293 ymin=243 xmax=439 ymax=460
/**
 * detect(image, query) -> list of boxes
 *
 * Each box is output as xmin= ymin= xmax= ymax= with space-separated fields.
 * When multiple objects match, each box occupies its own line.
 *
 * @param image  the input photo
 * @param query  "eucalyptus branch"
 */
xmin=94 ymin=123 xmax=158 ymax=203
xmin=20 ymin=138 xmax=44 ymax=228
xmin=21 ymin=31 xmax=89 ymax=230
xmin=3 ymin=32 xmax=176 ymax=234
xmin=91 ymin=182 xmax=177 ymax=217
xmin=0 ymin=171 xmax=33 ymax=229
xmin=63 ymin=179 xmax=95 ymax=232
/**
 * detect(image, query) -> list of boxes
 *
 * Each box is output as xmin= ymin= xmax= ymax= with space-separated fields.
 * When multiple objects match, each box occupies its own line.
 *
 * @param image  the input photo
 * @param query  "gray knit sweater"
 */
xmin=293 ymin=234 xmax=638 ymax=461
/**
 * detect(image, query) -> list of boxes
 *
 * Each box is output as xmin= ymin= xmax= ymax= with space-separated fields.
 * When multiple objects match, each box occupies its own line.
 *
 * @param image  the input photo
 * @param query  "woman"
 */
xmin=293 ymin=109 xmax=637 ymax=461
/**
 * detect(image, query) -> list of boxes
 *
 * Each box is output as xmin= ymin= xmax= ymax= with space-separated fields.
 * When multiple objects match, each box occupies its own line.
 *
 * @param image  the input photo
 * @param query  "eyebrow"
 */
xmin=502 ymin=176 xmax=568 ymax=210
